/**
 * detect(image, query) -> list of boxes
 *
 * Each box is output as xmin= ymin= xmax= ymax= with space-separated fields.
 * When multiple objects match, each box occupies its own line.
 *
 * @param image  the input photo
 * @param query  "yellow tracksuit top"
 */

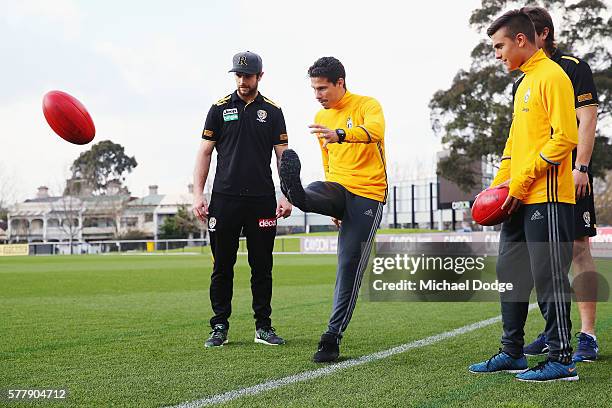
xmin=314 ymin=91 xmax=387 ymax=202
xmin=491 ymin=49 xmax=578 ymax=204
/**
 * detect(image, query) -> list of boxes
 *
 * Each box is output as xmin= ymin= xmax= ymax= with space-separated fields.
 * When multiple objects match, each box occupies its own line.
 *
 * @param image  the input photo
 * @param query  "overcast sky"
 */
xmin=1 ymin=0 xmax=486 ymax=202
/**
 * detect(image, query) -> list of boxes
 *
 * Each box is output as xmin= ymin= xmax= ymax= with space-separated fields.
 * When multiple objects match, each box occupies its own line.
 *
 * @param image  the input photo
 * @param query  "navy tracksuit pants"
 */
xmin=295 ymin=181 xmax=383 ymax=339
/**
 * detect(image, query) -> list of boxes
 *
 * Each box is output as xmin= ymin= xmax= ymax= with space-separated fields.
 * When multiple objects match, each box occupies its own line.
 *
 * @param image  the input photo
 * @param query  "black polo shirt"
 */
xmin=202 ymin=91 xmax=288 ymax=197
xmin=512 ymin=50 xmax=599 ymax=169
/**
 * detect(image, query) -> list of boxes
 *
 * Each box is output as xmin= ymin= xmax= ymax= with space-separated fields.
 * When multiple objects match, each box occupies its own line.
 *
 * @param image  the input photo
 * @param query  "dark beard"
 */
xmin=238 ymin=87 xmax=258 ymax=99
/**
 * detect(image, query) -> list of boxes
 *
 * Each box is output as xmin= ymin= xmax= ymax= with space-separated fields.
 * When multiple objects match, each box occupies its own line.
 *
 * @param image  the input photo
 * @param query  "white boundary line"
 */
xmin=167 ymin=303 xmax=538 ymax=408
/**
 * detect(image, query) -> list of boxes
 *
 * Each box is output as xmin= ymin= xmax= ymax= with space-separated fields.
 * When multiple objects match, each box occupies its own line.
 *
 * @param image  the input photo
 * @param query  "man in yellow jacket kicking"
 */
xmin=280 ymin=56 xmax=387 ymax=363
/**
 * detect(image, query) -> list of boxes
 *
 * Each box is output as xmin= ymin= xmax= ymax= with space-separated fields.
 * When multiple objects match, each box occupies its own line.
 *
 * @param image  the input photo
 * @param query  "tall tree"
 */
xmin=430 ymin=0 xmax=612 ymax=190
xmin=52 ymin=196 xmax=83 ymax=254
xmin=69 ymin=140 xmax=137 ymax=195
xmin=159 ymin=206 xmax=200 ymax=239
xmin=594 ymin=170 xmax=612 ymax=225
xmin=0 ymin=164 xmax=16 ymax=223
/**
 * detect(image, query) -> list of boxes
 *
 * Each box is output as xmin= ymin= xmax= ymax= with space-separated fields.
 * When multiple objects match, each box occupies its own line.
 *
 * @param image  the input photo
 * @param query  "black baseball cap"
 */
xmin=228 ymin=51 xmax=263 ymax=75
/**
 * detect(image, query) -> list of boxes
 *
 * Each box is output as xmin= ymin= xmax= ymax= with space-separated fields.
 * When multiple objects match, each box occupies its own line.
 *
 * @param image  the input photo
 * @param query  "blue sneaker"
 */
xmin=469 ymin=349 xmax=528 ymax=374
xmin=524 ymin=332 xmax=548 ymax=356
xmin=572 ymin=332 xmax=599 ymax=363
xmin=516 ymin=359 xmax=579 ymax=382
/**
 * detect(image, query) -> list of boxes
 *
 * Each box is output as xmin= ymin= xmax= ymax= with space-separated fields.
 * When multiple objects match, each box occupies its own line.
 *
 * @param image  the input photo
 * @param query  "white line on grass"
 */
xmin=168 ymin=303 xmax=538 ymax=408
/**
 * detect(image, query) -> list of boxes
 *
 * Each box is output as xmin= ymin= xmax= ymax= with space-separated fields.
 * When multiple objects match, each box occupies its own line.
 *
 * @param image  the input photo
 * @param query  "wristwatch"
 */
xmin=575 ymin=164 xmax=589 ymax=173
xmin=335 ymin=129 xmax=346 ymax=144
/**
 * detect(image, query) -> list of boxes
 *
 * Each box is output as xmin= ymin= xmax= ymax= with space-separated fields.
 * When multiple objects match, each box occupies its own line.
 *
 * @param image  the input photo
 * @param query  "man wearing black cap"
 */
xmin=192 ymin=51 xmax=292 ymax=348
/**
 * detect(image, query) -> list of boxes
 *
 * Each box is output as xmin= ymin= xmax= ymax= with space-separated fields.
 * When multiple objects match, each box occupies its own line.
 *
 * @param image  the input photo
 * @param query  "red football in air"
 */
xmin=471 ymin=185 xmax=510 ymax=226
xmin=42 ymin=90 xmax=95 ymax=145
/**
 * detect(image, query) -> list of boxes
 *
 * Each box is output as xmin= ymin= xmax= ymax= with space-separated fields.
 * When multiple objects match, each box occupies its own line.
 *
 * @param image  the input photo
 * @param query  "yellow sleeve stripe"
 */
xmin=215 ymin=95 xmax=231 ymax=106
xmin=561 ymin=56 xmax=579 ymax=64
xmin=576 ymin=103 xmax=599 ymax=109
xmin=263 ymin=97 xmax=281 ymax=109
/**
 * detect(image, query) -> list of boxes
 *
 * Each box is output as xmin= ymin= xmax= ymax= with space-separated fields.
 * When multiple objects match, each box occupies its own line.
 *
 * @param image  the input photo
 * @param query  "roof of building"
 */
xmin=24 ymin=196 xmax=61 ymax=203
xmin=158 ymin=193 xmax=192 ymax=206
xmin=127 ymin=194 xmax=164 ymax=207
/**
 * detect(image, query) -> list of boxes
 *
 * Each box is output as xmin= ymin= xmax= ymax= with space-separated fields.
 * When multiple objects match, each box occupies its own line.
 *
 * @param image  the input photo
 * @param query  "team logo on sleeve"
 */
xmin=258 ymin=218 xmax=277 ymax=228
xmin=577 ymin=93 xmax=593 ymax=103
xmin=223 ymin=108 xmax=239 ymax=122
xmin=208 ymin=217 xmax=217 ymax=232
xmin=347 ymin=117 xmax=353 ymax=129
xmin=257 ymin=109 xmax=267 ymax=123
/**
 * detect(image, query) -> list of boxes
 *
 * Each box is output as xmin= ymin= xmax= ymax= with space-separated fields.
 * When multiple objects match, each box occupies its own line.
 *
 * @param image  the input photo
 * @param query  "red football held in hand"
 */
xmin=42 ymin=90 xmax=95 ymax=145
xmin=471 ymin=185 xmax=510 ymax=226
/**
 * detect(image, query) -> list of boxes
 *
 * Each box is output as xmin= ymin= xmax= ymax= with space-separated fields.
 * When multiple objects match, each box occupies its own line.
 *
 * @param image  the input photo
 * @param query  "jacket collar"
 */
xmin=519 ymin=48 xmax=547 ymax=74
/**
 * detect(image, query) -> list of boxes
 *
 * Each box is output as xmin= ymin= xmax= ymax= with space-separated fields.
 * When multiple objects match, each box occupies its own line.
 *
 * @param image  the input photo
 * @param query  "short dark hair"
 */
xmin=521 ymin=6 xmax=556 ymax=54
xmin=308 ymin=57 xmax=346 ymax=88
xmin=486 ymin=9 xmax=536 ymax=44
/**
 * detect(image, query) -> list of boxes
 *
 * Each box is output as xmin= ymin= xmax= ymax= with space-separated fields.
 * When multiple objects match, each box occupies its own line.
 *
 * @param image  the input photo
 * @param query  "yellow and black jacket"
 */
xmin=314 ymin=91 xmax=387 ymax=202
xmin=491 ymin=49 xmax=578 ymax=204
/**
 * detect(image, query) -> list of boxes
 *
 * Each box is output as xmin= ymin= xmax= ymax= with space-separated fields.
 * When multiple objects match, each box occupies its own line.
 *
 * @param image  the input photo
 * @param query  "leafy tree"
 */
xmin=159 ymin=206 xmax=200 ymax=239
xmin=69 ymin=140 xmax=137 ymax=195
xmin=594 ymin=170 xmax=612 ymax=225
xmin=0 ymin=164 xmax=15 ymax=223
xmin=430 ymin=0 xmax=612 ymax=190
xmin=117 ymin=229 xmax=150 ymax=240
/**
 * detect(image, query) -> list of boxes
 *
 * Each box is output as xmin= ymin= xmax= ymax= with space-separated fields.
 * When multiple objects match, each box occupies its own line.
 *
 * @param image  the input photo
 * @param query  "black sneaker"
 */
xmin=280 ymin=149 xmax=306 ymax=209
xmin=573 ymin=332 xmax=599 ymax=362
xmin=255 ymin=326 xmax=286 ymax=346
xmin=205 ymin=324 xmax=228 ymax=348
xmin=313 ymin=333 xmax=340 ymax=363
xmin=524 ymin=332 xmax=548 ymax=356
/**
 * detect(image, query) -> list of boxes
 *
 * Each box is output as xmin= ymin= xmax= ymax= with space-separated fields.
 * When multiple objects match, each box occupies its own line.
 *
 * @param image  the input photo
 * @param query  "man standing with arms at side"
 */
xmin=468 ymin=10 xmax=579 ymax=381
xmin=517 ymin=6 xmax=600 ymax=363
xmin=192 ymin=51 xmax=292 ymax=348
xmin=280 ymin=57 xmax=387 ymax=363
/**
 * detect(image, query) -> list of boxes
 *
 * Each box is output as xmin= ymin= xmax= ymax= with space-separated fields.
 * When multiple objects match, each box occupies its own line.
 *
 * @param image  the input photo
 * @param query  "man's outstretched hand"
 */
xmin=309 ymin=124 xmax=338 ymax=147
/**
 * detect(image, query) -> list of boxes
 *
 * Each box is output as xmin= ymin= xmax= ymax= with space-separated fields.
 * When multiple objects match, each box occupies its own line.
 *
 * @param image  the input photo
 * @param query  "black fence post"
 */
xmin=393 ymin=186 xmax=398 ymax=228
xmin=429 ymin=182 xmax=434 ymax=230
xmin=411 ymin=184 xmax=416 ymax=228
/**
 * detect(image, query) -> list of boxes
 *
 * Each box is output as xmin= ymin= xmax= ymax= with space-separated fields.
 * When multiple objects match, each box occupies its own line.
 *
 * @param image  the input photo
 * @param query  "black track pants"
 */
xmin=207 ymin=193 xmax=277 ymax=330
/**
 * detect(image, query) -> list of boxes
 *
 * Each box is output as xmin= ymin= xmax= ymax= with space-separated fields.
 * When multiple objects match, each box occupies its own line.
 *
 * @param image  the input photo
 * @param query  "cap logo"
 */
xmin=238 ymin=55 xmax=248 ymax=66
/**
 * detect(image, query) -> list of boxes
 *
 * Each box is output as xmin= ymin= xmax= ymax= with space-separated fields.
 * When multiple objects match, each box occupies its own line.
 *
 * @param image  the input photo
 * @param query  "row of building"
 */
xmin=6 ymin=184 xmax=197 ymax=243
xmin=5 ymin=177 xmax=483 ymax=244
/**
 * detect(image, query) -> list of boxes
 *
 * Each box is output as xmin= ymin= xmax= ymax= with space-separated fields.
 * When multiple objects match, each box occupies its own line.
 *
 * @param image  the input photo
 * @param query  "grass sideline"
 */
xmin=285 ymin=228 xmax=446 ymax=237
xmin=0 ymin=254 xmax=610 ymax=407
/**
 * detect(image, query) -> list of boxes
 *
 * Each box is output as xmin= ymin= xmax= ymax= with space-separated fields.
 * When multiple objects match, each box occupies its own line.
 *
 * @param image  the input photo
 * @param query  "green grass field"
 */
xmin=0 ymin=254 xmax=610 ymax=407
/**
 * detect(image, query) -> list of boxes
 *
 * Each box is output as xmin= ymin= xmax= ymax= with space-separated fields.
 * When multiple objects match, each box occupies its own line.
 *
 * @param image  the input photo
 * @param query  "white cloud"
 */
xmin=2 ymin=0 xmax=83 ymax=39
xmin=95 ymin=39 xmax=207 ymax=95
xmin=1 ymin=0 xmax=485 ymax=203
